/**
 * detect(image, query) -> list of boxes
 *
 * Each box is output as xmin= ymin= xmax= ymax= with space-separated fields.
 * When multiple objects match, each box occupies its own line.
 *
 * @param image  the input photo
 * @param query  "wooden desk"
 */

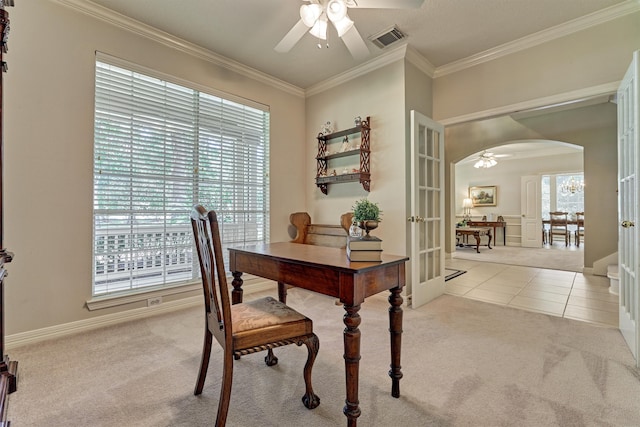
xmin=456 ymin=227 xmax=492 ymax=253
xmin=229 ymin=242 xmax=409 ymax=427
xmin=466 ymin=221 xmax=506 ymax=245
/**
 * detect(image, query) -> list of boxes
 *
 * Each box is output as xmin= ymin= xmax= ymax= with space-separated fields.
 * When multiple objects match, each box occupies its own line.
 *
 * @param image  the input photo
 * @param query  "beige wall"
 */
xmin=305 ymin=61 xmax=408 ymax=256
xmin=4 ymin=1 xmax=306 ymax=334
xmin=433 ymin=12 xmax=640 ymax=121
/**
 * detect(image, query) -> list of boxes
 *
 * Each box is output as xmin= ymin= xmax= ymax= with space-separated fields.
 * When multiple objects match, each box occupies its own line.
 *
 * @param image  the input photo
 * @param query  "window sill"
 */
xmin=86 ymin=281 xmax=201 ymax=311
xmin=85 ymin=275 xmax=273 ymax=311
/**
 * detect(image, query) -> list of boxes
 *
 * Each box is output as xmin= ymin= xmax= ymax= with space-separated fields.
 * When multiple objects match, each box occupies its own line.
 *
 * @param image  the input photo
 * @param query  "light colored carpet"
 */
xmin=453 ymin=245 xmax=584 ymax=272
xmin=8 ymin=288 xmax=640 ymax=426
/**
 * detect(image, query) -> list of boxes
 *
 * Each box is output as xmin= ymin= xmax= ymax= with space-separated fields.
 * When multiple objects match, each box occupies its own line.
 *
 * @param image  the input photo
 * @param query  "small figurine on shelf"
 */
xmin=320 ymin=121 xmax=334 ymax=135
xmin=331 ymin=169 xmax=337 ymax=176
xmin=342 ymin=168 xmax=349 ymax=174
xmin=354 ymin=116 xmax=362 ymax=126
xmin=340 ymin=135 xmax=350 ymax=152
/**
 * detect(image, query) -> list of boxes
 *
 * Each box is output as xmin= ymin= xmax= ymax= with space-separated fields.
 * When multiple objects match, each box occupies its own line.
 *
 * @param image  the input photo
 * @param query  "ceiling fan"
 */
xmin=275 ymin=0 xmax=425 ymax=60
xmin=473 ymin=151 xmax=512 ymax=168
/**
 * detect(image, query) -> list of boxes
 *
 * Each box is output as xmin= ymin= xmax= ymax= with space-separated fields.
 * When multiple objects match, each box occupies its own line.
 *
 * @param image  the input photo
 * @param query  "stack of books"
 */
xmin=346 ymin=236 xmax=382 ymax=262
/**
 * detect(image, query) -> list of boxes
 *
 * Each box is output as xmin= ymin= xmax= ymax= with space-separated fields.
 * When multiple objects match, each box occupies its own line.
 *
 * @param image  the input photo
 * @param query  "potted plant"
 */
xmin=352 ymin=198 xmax=382 ymax=238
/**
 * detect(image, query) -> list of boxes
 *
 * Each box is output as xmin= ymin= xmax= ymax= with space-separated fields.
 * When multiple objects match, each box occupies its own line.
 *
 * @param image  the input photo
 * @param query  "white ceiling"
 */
xmin=84 ymin=0 xmax=630 ymax=89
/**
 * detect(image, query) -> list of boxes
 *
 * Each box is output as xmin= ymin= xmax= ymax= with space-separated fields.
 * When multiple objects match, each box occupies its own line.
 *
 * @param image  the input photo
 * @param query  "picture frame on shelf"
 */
xmin=469 ymin=186 xmax=497 ymax=207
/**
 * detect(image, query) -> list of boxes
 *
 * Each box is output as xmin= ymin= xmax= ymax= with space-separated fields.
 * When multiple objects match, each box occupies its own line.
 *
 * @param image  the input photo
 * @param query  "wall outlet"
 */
xmin=147 ymin=296 xmax=162 ymax=307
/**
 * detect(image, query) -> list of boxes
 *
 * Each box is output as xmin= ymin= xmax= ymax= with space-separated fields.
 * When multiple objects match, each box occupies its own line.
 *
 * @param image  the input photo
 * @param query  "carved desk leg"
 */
xmin=388 ymin=287 xmax=403 ymax=398
xmin=343 ymin=304 xmax=362 ymax=427
xmin=487 ymin=230 xmax=493 ymax=249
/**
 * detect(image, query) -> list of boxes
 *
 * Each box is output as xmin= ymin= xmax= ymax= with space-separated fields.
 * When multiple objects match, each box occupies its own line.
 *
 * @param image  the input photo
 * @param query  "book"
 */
xmin=347 ymin=246 xmax=382 ymax=262
xmin=347 ymin=236 xmax=382 ymax=250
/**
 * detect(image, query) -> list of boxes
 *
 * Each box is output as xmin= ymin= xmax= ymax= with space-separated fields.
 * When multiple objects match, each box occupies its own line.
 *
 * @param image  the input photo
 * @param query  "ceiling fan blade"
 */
xmin=274 ymin=19 xmax=310 ymax=53
xmin=347 ymin=0 xmax=424 ymax=9
xmin=341 ymin=26 xmax=369 ymax=60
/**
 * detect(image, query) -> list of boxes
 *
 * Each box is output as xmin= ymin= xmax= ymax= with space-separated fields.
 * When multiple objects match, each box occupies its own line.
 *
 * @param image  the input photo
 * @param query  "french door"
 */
xmin=618 ymin=50 xmax=639 ymax=366
xmin=409 ymin=110 xmax=445 ymax=308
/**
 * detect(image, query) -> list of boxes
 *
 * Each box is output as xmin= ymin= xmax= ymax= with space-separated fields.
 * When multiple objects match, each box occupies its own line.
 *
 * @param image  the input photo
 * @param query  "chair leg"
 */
xmin=299 ymin=333 xmax=320 ymax=410
xmin=264 ymin=348 xmax=278 ymax=366
xmin=194 ymin=327 xmax=213 ymax=395
xmin=215 ymin=351 xmax=234 ymax=427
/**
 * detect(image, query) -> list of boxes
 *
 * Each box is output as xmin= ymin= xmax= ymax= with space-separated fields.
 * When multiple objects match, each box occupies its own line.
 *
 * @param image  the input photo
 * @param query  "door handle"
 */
xmin=621 ymin=220 xmax=635 ymax=228
xmin=407 ymin=216 xmax=425 ymax=222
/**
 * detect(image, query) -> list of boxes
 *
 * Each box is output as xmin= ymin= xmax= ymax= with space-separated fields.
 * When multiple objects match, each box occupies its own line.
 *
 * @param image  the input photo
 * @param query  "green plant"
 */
xmin=352 ymin=198 xmax=382 ymax=222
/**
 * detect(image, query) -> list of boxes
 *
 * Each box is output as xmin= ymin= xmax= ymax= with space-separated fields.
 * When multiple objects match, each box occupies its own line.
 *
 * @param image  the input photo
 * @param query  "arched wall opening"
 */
xmin=444 ymin=98 xmax=618 ymax=273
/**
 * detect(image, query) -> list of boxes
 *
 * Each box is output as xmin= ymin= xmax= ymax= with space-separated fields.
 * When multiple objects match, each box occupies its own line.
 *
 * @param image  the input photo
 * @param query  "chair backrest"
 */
xmin=190 ymin=205 xmax=232 ymax=349
xmin=549 ymin=211 xmax=568 ymax=231
xmin=576 ymin=211 xmax=585 ymax=230
xmin=289 ymin=211 xmax=354 ymax=248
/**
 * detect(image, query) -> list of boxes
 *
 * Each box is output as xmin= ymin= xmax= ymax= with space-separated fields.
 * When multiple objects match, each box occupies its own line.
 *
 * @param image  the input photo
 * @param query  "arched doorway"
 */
xmin=452 ymin=140 xmax=584 ymax=272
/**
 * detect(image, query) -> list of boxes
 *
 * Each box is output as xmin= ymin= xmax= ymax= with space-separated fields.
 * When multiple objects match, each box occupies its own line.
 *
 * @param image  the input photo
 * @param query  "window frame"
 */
xmin=92 ymin=53 xmax=270 ymax=298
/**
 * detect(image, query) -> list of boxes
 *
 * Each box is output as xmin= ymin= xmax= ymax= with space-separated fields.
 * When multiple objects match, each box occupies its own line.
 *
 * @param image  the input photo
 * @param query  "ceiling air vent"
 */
xmin=369 ymin=26 xmax=406 ymax=49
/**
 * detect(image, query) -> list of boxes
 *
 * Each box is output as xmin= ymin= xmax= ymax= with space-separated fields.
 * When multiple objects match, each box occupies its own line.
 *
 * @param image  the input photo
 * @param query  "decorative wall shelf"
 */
xmin=315 ymin=116 xmax=370 ymax=195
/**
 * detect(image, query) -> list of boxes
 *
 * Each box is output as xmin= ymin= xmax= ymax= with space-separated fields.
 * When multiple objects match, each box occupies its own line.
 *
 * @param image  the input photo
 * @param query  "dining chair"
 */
xmin=190 ymin=205 xmax=320 ymax=426
xmin=575 ymin=211 xmax=585 ymax=247
xmin=549 ymin=211 xmax=570 ymax=246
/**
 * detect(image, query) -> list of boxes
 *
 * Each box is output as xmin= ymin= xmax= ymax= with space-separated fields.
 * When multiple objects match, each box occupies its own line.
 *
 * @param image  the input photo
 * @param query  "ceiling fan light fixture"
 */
xmin=327 ymin=0 xmax=348 ymax=22
xmin=332 ymin=15 xmax=354 ymax=37
xmin=473 ymin=152 xmax=498 ymax=168
xmin=309 ymin=13 xmax=328 ymax=39
xmin=300 ymin=4 xmax=323 ymax=27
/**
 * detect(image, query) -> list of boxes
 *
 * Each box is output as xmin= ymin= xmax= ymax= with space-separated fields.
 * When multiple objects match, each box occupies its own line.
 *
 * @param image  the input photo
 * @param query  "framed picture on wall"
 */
xmin=469 ymin=186 xmax=497 ymax=206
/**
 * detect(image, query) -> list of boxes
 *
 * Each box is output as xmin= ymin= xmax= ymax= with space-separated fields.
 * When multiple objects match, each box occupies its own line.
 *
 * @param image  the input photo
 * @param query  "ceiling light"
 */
xmin=332 ymin=15 xmax=354 ymax=37
xmin=560 ymin=176 xmax=584 ymax=194
xmin=300 ymin=4 xmax=323 ymax=27
xmin=309 ymin=13 xmax=328 ymax=39
xmin=473 ymin=152 xmax=497 ymax=168
xmin=326 ymin=0 xmax=348 ymax=22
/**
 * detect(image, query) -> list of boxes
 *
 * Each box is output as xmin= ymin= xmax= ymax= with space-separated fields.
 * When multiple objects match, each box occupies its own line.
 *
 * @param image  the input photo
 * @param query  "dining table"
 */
xmin=228 ymin=242 xmax=409 ymax=427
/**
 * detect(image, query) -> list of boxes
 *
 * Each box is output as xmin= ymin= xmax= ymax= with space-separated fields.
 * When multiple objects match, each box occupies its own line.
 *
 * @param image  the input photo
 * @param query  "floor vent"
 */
xmin=369 ymin=26 xmax=406 ymax=49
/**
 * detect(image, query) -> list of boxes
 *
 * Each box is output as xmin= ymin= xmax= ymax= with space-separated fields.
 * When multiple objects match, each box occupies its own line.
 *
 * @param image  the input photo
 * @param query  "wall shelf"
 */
xmin=315 ymin=116 xmax=370 ymax=195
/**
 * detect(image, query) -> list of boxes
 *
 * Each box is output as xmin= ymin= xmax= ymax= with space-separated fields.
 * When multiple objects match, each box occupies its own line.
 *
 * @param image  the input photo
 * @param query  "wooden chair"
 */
xmin=575 ymin=211 xmax=585 ymax=247
xmin=549 ymin=211 xmax=570 ymax=246
xmin=190 ymin=205 xmax=320 ymax=426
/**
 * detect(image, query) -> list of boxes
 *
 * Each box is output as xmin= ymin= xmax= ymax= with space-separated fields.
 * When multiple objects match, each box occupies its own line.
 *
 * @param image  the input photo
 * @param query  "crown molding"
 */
xmin=405 ymin=45 xmax=436 ymax=78
xmin=52 ymin=0 xmax=305 ymax=98
xmin=434 ymin=0 xmax=640 ymax=78
xmin=438 ymin=81 xmax=620 ymax=126
xmin=305 ymin=43 xmax=421 ymax=96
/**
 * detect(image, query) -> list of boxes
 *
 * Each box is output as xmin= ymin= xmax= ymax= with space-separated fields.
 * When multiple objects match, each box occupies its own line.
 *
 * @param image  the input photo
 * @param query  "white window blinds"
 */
xmin=93 ymin=57 xmax=270 ymax=296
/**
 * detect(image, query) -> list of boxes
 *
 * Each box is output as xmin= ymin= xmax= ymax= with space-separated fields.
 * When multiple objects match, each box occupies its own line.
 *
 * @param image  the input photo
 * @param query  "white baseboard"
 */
xmin=6 ymin=280 xmax=278 ymax=349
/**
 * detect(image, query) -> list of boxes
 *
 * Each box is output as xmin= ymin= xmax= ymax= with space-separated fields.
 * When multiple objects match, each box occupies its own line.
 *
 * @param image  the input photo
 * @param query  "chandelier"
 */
xmin=473 ymin=151 xmax=497 ymax=169
xmin=560 ymin=176 xmax=584 ymax=194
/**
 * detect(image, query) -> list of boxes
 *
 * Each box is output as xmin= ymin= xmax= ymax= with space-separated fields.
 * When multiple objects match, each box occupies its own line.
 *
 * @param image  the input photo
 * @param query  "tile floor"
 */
xmin=445 ymin=258 xmax=618 ymax=328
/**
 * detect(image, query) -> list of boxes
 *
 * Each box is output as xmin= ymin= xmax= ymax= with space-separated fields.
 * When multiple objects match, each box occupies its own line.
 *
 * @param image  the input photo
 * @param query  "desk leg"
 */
xmin=487 ymin=232 xmax=492 ymax=249
xmin=473 ymin=233 xmax=481 ymax=253
xmin=343 ymin=304 xmax=362 ymax=427
xmin=231 ymin=271 xmax=243 ymax=304
xmin=277 ymin=281 xmax=287 ymax=303
xmin=388 ymin=287 xmax=403 ymax=398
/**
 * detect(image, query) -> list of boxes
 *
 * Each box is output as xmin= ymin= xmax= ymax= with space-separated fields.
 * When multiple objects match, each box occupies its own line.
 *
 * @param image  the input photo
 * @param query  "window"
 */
xmin=93 ymin=55 xmax=270 ymax=296
xmin=541 ymin=173 xmax=584 ymax=219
